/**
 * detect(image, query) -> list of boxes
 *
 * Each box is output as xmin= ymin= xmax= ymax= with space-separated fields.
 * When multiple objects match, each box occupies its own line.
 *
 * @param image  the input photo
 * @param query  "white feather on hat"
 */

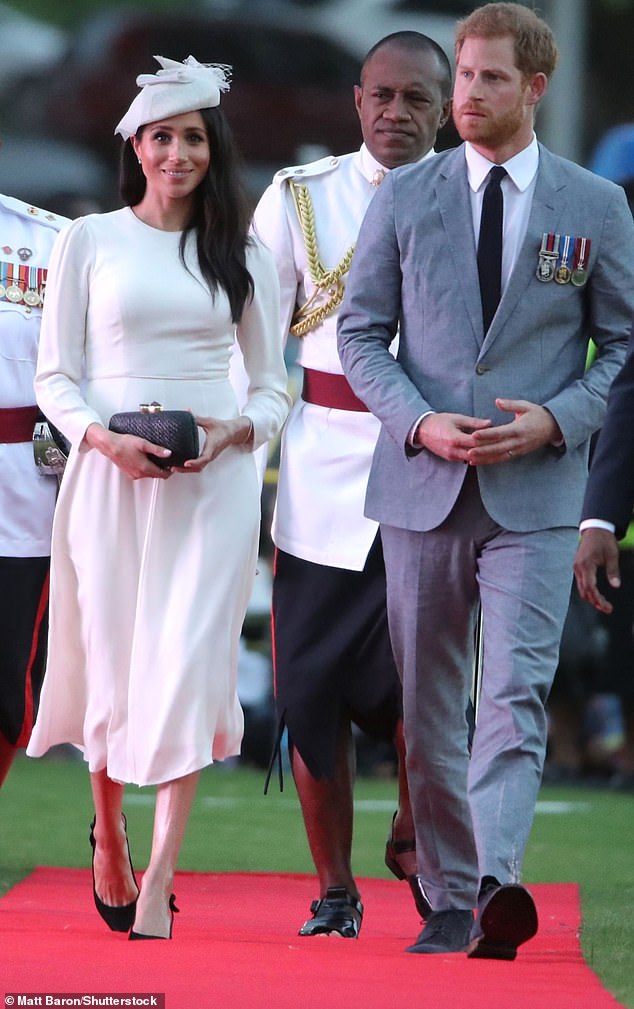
xmin=114 ymin=55 xmax=231 ymax=141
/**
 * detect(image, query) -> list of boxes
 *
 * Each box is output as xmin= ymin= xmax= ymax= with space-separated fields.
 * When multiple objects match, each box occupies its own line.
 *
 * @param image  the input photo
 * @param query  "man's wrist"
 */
xmin=408 ymin=411 xmax=435 ymax=447
xmin=543 ymin=406 xmax=564 ymax=447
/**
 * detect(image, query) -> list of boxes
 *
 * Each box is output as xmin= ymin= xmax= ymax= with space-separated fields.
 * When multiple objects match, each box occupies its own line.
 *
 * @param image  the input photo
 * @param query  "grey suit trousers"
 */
xmin=380 ymin=467 xmax=578 ymax=910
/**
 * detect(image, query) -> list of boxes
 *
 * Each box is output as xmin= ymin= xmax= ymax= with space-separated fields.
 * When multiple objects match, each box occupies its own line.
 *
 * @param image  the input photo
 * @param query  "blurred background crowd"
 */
xmin=3 ymin=0 xmax=634 ymax=786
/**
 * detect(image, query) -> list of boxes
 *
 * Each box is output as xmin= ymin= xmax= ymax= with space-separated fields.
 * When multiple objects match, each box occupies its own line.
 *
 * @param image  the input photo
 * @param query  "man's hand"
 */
xmin=573 ymin=527 xmax=621 ymax=614
xmin=466 ymin=398 xmax=561 ymax=465
xmin=414 ymin=412 xmax=492 ymax=462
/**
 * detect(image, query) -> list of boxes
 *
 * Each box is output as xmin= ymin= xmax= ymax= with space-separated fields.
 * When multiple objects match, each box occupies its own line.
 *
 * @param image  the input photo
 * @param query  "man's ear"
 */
xmin=526 ymin=72 xmax=548 ymax=108
xmin=440 ymin=98 xmax=453 ymax=130
xmin=353 ymin=84 xmax=363 ymax=119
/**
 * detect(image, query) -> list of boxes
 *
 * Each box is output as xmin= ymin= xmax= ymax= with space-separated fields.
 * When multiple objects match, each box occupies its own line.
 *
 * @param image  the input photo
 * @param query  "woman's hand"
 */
xmin=175 ymin=414 xmax=253 ymax=474
xmin=84 ymin=414 xmax=253 ymax=477
xmin=83 ymin=423 xmax=173 ymax=480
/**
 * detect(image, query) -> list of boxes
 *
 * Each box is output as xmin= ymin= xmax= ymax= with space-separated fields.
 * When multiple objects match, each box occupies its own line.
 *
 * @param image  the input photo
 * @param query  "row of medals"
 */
xmin=536 ymin=233 xmax=589 ymax=287
xmin=0 ymin=282 xmax=43 ymax=307
xmin=0 ymin=246 xmax=45 ymax=308
xmin=0 ymin=274 xmax=45 ymax=308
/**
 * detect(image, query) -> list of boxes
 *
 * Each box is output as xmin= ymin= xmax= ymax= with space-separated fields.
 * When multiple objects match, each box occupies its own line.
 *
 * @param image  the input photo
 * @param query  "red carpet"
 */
xmin=0 ymin=870 xmax=625 ymax=1008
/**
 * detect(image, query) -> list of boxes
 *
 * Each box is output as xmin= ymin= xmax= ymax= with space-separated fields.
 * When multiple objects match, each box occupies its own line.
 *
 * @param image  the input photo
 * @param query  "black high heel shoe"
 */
xmin=89 ymin=814 xmax=139 ymax=933
xmin=385 ymin=812 xmax=432 ymax=921
xmin=129 ymin=894 xmax=179 ymax=940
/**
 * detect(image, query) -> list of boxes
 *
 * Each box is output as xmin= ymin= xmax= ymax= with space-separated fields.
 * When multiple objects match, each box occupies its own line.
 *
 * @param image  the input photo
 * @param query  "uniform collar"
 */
xmin=359 ymin=142 xmax=436 ymax=184
xmin=465 ymin=135 xmax=539 ymax=193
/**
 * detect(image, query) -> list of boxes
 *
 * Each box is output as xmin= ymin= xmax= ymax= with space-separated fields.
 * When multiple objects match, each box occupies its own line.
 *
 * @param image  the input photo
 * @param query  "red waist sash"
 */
xmin=0 ymin=405 xmax=39 ymax=443
xmin=302 ymin=368 xmax=369 ymax=413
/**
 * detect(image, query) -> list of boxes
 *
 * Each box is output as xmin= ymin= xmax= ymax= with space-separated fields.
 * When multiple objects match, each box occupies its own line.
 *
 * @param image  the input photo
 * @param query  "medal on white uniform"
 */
xmin=24 ymin=266 xmax=42 ymax=307
xmin=5 ymin=263 xmax=23 ymax=303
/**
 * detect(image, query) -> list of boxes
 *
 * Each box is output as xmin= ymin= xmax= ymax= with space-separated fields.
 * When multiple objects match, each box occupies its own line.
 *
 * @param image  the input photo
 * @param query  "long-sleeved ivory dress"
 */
xmin=26 ymin=208 xmax=290 ymax=786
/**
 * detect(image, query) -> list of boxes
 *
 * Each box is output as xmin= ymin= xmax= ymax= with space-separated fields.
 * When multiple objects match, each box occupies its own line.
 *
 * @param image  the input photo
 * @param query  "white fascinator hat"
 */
xmin=114 ymin=55 xmax=232 ymax=141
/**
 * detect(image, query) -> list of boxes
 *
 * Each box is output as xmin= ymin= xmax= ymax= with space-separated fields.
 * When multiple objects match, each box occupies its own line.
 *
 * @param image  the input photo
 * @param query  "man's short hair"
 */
xmin=455 ymin=2 xmax=559 ymax=80
xmin=362 ymin=31 xmax=453 ymax=101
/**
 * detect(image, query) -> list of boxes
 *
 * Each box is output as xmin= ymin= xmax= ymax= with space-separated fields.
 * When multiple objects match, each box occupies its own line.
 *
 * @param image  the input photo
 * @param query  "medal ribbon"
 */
xmin=559 ymin=234 xmax=573 ymax=267
xmin=0 ymin=260 xmax=47 ymax=306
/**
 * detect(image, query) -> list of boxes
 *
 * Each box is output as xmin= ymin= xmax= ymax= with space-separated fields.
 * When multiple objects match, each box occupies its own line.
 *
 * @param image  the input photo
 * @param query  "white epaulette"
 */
xmin=0 ymin=193 xmax=68 ymax=231
xmin=273 ymin=154 xmax=343 ymax=187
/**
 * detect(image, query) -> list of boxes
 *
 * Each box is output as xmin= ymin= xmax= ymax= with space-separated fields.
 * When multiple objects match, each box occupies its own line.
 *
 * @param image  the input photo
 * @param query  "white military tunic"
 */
xmin=253 ymin=145 xmax=432 ymax=570
xmin=0 ymin=195 xmax=68 ymax=557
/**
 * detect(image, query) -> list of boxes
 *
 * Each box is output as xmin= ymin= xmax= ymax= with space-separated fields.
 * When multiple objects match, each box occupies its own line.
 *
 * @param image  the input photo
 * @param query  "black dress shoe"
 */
xmin=89 ymin=814 xmax=139 ymax=933
xmin=384 ymin=812 xmax=432 ymax=920
xmin=298 ymin=887 xmax=363 ymax=938
xmin=406 ymin=909 xmax=473 ymax=953
xmin=467 ymin=882 xmax=538 ymax=960
xmin=129 ymin=894 xmax=179 ymax=941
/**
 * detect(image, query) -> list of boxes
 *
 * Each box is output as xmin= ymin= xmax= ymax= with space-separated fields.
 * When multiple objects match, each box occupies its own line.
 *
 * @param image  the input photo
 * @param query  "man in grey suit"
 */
xmin=338 ymin=2 xmax=634 ymax=959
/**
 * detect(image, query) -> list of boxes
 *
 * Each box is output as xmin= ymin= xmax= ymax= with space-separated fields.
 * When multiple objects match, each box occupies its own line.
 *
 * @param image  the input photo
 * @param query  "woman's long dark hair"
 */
xmin=120 ymin=106 xmax=254 ymax=323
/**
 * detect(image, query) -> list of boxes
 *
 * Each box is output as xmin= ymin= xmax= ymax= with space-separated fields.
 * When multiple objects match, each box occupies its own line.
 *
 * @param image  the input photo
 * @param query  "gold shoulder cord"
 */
xmin=288 ymin=181 xmax=355 ymax=337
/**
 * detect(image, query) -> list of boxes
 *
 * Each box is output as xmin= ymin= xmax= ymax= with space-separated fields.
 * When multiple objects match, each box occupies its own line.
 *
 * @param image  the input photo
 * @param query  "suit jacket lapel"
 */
xmin=437 ymin=148 xmax=484 ymax=349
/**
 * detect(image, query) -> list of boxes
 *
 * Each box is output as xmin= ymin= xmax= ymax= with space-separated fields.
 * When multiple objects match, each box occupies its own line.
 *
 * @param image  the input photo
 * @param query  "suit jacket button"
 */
xmin=475 ymin=364 xmax=489 ymax=375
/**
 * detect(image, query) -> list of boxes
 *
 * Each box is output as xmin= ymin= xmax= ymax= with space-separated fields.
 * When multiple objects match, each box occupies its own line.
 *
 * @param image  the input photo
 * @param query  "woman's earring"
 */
xmin=137 ymin=158 xmax=142 ymax=165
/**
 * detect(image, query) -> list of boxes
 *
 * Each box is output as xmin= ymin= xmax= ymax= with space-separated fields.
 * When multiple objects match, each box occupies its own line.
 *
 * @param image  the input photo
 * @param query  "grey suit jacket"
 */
xmin=337 ymin=143 xmax=634 ymax=533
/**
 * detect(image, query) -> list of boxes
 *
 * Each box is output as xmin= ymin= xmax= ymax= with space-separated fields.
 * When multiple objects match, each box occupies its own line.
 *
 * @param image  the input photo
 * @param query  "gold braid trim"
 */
xmin=288 ymin=181 xmax=355 ymax=337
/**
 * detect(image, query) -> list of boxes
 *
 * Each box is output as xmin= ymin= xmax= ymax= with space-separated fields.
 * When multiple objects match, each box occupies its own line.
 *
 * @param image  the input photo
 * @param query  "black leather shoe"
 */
xmin=406 ymin=909 xmax=473 ymax=953
xmin=298 ymin=887 xmax=363 ymax=938
xmin=384 ymin=813 xmax=432 ymax=920
xmin=467 ymin=882 xmax=538 ymax=960
xmin=89 ymin=814 xmax=139 ymax=933
xmin=129 ymin=894 xmax=179 ymax=941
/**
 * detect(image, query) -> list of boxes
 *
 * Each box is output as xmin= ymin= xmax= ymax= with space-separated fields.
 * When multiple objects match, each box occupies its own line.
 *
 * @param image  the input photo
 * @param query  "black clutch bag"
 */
xmin=108 ymin=402 xmax=199 ymax=469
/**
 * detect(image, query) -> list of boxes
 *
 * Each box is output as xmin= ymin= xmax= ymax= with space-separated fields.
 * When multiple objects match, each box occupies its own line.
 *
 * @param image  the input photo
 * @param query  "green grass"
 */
xmin=1 ymin=753 xmax=633 ymax=1005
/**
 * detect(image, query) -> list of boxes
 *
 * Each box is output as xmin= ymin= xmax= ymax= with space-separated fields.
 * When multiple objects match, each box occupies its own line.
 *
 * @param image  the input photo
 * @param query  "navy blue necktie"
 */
xmin=477 ymin=165 xmax=507 ymax=333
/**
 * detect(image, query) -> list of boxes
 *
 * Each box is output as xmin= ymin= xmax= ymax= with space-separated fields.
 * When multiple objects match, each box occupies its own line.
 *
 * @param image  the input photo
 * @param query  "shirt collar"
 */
xmin=359 ymin=142 xmax=436 ymax=184
xmin=465 ymin=135 xmax=539 ymax=193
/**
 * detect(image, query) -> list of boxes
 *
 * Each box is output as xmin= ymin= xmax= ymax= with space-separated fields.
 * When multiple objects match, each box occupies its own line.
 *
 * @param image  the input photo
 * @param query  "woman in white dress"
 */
xmin=26 ymin=56 xmax=290 ymax=939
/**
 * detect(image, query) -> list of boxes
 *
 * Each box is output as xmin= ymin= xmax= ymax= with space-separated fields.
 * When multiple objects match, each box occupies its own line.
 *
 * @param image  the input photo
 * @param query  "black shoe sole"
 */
xmin=298 ymin=925 xmax=359 ymax=938
xmin=467 ymin=885 xmax=538 ymax=961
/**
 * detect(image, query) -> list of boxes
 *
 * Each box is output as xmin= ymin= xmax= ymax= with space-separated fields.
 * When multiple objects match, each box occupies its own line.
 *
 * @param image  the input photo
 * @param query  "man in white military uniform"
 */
xmin=0 ymin=189 xmax=68 ymax=787
xmin=253 ymin=31 xmax=452 ymax=938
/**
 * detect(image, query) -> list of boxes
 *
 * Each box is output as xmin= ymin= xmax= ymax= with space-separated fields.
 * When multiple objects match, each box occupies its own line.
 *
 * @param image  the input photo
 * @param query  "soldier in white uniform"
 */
xmin=0 ymin=191 xmax=68 ymax=787
xmin=253 ymin=32 xmax=452 ymax=937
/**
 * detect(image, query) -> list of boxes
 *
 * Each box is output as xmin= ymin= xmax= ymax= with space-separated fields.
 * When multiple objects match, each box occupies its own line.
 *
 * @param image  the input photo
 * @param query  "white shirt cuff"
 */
xmin=579 ymin=518 xmax=616 ymax=534
xmin=408 ymin=411 xmax=435 ymax=447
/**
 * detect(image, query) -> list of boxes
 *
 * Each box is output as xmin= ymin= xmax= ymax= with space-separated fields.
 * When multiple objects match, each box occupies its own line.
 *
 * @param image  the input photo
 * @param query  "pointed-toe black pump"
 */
xmin=89 ymin=814 xmax=139 ymax=933
xmin=129 ymin=894 xmax=179 ymax=941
